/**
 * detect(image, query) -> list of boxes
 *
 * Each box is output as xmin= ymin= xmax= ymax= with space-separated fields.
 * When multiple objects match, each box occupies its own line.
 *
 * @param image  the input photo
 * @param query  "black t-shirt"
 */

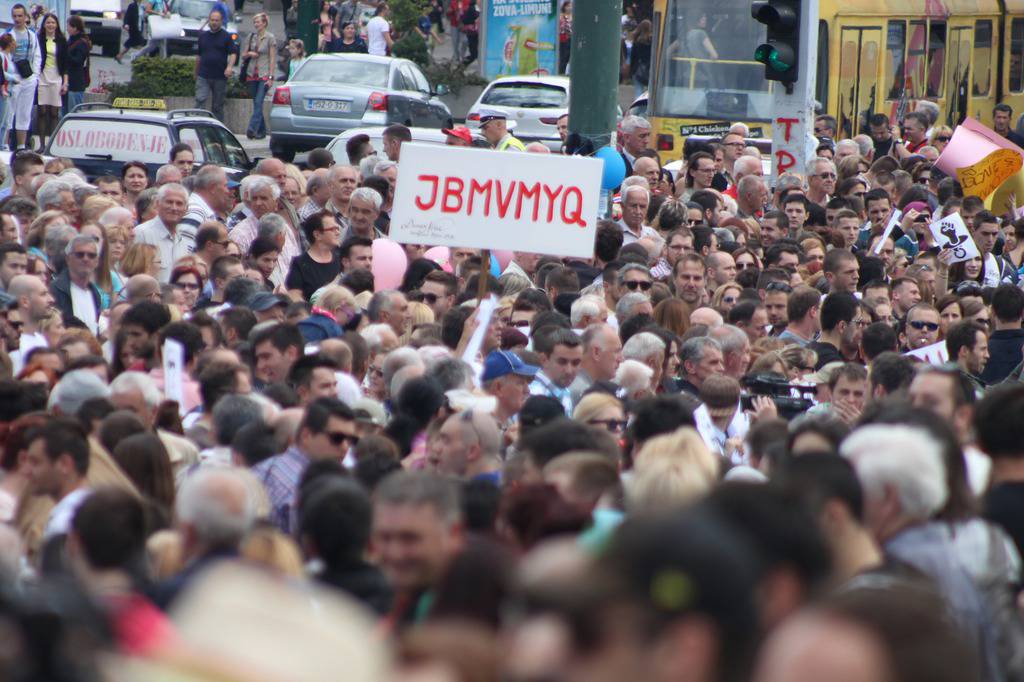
xmin=807 ymin=341 xmax=843 ymax=370
xmin=984 ymin=482 xmax=1024 ymax=560
xmin=197 ymin=28 xmax=238 ymax=81
xmin=285 ymin=251 xmax=341 ymax=300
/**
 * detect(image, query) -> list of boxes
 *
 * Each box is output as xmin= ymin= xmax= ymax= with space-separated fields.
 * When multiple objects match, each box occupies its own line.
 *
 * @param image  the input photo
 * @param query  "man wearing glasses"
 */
xmin=805 ymin=157 xmax=836 ymax=207
xmin=50 ymin=235 xmax=102 ymax=336
xmin=253 ymin=397 xmax=357 ymax=534
xmin=900 ymin=303 xmax=942 ymax=351
xmin=650 ymin=227 xmax=693 ymax=281
xmin=719 ymin=132 xmax=746 ymax=185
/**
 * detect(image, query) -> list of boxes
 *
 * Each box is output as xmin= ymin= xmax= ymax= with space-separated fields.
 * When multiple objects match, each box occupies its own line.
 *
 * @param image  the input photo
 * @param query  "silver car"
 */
xmin=466 ymin=75 xmax=570 ymax=151
xmin=270 ymin=54 xmax=453 ymax=162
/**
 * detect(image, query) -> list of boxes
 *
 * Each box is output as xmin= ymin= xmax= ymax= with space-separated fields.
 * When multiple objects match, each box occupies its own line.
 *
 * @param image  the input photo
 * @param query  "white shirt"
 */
xmin=44 ymin=488 xmax=91 ymax=540
xmin=135 ymin=216 xmax=197 ymax=283
xmin=11 ymin=330 xmax=47 ymax=375
xmin=366 ymin=16 xmax=390 ymax=55
xmin=618 ymin=219 xmax=660 ymax=245
xmin=70 ymin=282 xmax=98 ymax=335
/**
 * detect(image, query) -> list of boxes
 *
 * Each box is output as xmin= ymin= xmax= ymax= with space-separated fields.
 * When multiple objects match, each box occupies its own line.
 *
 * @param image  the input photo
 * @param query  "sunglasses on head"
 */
xmin=765 ymin=281 xmax=793 ymax=293
xmin=624 ymin=280 xmax=652 ymax=291
xmin=909 ymin=320 xmax=940 ymax=332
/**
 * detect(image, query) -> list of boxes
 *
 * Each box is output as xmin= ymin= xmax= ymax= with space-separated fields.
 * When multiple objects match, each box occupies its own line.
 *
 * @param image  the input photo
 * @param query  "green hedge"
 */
xmin=105 ymin=56 xmax=250 ymax=100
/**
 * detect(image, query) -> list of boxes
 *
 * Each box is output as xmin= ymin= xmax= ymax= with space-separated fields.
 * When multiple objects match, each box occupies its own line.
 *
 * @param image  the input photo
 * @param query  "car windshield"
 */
xmin=294 ymin=60 xmax=389 ymax=87
xmin=480 ymin=83 xmax=568 ymax=108
xmin=175 ymin=0 xmax=218 ymax=19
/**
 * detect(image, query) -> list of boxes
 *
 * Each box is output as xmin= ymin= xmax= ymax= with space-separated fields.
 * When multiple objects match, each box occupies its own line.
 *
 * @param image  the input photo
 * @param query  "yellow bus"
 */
xmin=646 ymin=0 xmax=1024 ymax=160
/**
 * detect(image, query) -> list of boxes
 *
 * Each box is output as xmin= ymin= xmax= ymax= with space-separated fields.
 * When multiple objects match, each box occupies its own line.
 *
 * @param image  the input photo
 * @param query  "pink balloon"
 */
xmin=493 ymin=250 xmax=514 ymax=271
xmin=372 ymin=238 xmax=409 ymax=291
xmin=423 ymin=246 xmax=453 ymax=273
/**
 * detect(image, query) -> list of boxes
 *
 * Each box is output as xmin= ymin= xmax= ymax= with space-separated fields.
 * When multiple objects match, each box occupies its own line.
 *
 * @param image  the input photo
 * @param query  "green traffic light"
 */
xmin=754 ymin=43 xmax=794 ymax=71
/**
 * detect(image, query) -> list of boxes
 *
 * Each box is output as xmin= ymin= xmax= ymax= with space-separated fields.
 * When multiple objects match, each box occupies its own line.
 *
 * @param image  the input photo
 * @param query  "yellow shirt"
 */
xmin=44 ymin=38 xmax=56 ymax=69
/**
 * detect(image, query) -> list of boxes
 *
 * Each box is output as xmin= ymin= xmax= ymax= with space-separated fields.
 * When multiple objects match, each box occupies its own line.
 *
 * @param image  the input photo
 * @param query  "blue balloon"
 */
xmin=595 ymin=146 xmax=626 ymax=190
xmin=490 ymin=253 xmax=501 ymax=278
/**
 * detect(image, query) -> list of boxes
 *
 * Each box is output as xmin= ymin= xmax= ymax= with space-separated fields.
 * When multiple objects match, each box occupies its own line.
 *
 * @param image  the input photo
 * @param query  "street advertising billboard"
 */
xmin=484 ymin=0 xmax=557 ymax=78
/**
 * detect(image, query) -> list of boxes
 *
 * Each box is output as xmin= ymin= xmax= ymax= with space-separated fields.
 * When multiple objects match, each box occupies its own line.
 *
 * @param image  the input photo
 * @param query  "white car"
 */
xmin=325 ymin=126 xmax=487 ymax=164
xmin=465 ymin=75 xmax=570 ymax=152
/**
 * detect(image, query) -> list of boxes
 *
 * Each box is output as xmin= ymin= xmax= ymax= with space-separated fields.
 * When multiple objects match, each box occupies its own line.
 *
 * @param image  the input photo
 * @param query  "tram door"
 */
xmin=837 ymin=26 xmax=883 ymax=138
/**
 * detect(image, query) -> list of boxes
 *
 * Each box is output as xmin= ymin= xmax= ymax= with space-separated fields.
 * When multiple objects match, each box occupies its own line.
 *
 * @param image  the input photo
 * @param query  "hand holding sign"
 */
xmin=873 ymin=209 xmax=902 ymax=255
xmin=927 ymin=212 xmax=979 ymax=264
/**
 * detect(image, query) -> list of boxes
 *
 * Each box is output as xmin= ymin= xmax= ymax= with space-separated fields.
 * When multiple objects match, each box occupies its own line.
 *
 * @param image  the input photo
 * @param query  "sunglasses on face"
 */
xmin=324 ymin=431 xmax=357 ymax=446
xmin=624 ymin=280 xmax=652 ymax=291
xmin=588 ymin=418 xmax=628 ymax=432
xmin=817 ymin=172 xmax=837 ymax=180
xmin=174 ymin=281 xmax=201 ymax=291
xmin=935 ymin=136 xmax=951 ymax=142
xmin=72 ymin=251 xmax=97 ymax=260
xmin=722 ymin=296 xmax=737 ymax=304
xmin=421 ymin=292 xmax=439 ymax=304
xmin=909 ymin=320 xmax=940 ymax=332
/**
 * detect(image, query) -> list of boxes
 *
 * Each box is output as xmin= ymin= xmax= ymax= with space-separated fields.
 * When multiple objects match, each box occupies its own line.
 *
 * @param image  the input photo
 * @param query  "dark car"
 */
xmin=269 ymin=53 xmax=453 ymax=162
xmin=46 ymin=101 xmax=253 ymax=181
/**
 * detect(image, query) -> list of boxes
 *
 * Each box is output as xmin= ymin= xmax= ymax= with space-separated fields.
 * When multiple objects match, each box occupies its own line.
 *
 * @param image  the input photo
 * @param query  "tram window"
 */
xmin=973 ymin=20 xmax=992 ymax=96
xmin=928 ymin=21 xmax=946 ymax=97
xmin=1012 ymin=19 xmax=1024 ymax=93
xmin=887 ymin=21 xmax=906 ymax=100
xmin=907 ymin=20 xmax=927 ymax=98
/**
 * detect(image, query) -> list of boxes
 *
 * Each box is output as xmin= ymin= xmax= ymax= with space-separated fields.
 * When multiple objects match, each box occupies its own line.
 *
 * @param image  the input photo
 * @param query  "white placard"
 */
xmin=872 ymin=209 xmax=903 ymax=254
xmin=928 ymin=212 xmax=979 ymax=264
xmin=904 ymin=341 xmax=949 ymax=365
xmin=390 ymin=143 xmax=602 ymax=259
xmin=148 ymin=15 xmax=184 ymax=40
xmin=461 ymin=295 xmax=497 ymax=364
xmin=163 ymin=338 xmax=185 ymax=412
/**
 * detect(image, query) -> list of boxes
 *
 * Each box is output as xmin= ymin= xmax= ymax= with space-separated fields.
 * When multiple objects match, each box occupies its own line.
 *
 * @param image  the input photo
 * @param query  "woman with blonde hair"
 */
xmin=120 ymin=243 xmax=161 ymax=278
xmin=400 ymin=301 xmax=435 ymax=345
xmin=79 ymin=222 xmax=122 ymax=307
xmin=653 ymin=297 xmax=690 ymax=337
xmin=837 ymin=154 xmax=869 ymax=182
xmin=573 ymin=393 xmax=627 ymax=436
xmin=711 ymin=282 xmax=742 ymax=313
xmin=800 ymin=237 xmax=827 ymax=270
xmin=779 ymin=345 xmax=817 ymax=379
xmin=241 ymin=525 xmax=305 ymax=579
xmin=80 ymin=194 xmax=119 ymax=226
xmin=748 ymin=349 xmax=789 ymax=377
xmin=630 ymin=426 xmax=719 ymax=513
xmin=38 ymin=308 xmax=66 ymax=349
xmin=929 ymin=124 xmax=953 ymax=152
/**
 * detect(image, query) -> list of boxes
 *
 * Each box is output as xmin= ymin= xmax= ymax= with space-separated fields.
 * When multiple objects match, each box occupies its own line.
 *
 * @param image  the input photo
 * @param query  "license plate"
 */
xmin=306 ymin=98 xmax=351 ymax=113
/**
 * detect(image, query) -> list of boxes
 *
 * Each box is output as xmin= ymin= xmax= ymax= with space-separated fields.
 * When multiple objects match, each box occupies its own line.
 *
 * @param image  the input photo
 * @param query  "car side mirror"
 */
xmin=434 ymin=84 xmax=450 ymax=97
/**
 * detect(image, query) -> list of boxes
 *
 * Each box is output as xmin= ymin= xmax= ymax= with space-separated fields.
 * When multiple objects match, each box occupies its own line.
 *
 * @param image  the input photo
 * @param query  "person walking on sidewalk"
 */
xmin=65 ymin=16 xmax=91 ymax=113
xmin=5 ymin=4 xmax=40 ymax=152
xmin=194 ymin=9 xmax=236 ymax=123
xmin=34 ymin=13 xmax=67 ymax=152
xmin=243 ymin=12 xmax=275 ymax=140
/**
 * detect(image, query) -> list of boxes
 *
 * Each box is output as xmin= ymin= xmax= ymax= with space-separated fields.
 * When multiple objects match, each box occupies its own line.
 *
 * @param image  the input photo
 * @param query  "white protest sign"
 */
xmin=163 ymin=338 xmax=185 ymax=414
xmin=148 ymin=14 xmax=183 ymax=39
xmin=904 ymin=341 xmax=949 ymax=365
xmin=928 ymin=212 xmax=979 ymax=264
xmin=462 ymin=295 xmax=497 ymax=364
xmin=872 ymin=209 xmax=902 ymax=254
xmin=390 ymin=143 xmax=602 ymax=259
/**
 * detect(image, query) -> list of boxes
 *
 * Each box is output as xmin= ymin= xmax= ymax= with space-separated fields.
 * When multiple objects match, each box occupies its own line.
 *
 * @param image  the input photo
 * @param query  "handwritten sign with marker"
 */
xmin=390 ymin=143 xmax=601 ymax=259
xmin=928 ymin=212 xmax=979 ymax=264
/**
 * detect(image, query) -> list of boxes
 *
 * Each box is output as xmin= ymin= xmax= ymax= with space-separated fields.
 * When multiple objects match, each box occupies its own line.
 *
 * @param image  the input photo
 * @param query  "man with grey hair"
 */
xmin=834 ymin=139 xmax=860 ymax=162
xmin=382 ymin=347 xmax=424 ymax=398
xmin=48 ymin=369 xmax=111 ymax=416
xmin=181 ymin=165 xmax=232 ymax=230
xmin=431 ymin=410 xmax=503 ymax=483
xmin=44 ymin=223 xmax=77 ymax=277
xmin=677 ymin=336 xmax=725 ymax=396
xmin=366 ymin=289 xmax=409 ymax=337
xmin=615 ymin=291 xmax=653 ymax=324
xmin=570 ymin=294 xmax=608 ymax=329
xmin=619 ymin=184 xmax=658 ymax=244
xmin=154 ymin=164 xmax=183 ymax=186
xmin=344 ymin=186 xmax=384 ymax=241
xmin=841 ymin=424 xmax=999 ymax=680
xmin=110 ymin=370 xmax=199 ymax=476
xmin=298 ymin=169 xmax=332 ymax=221
xmin=154 ymin=467 xmax=258 ymax=609
xmin=619 ymin=115 xmax=652 ymax=177
xmin=736 ymin=174 xmax=768 ymax=220
xmin=622 ymin=331 xmax=666 ymax=390
xmin=805 ymin=157 xmax=836 ymax=206
xmin=709 ymin=324 xmax=750 ymax=380
xmin=325 ymin=164 xmax=359 ymax=226
xmin=616 ymin=263 xmax=654 ymax=303
xmin=51 ymin=234 xmax=102 ymax=334
xmin=134 ymin=182 xmax=193 ymax=283
xmin=570 ymin=323 xmax=621 ymax=405
xmin=36 ymin=178 xmax=75 ymax=216
xmin=361 ymin=323 xmax=399 ymax=354
xmin=123 ymin=274 xmax=162 ymax=305
xmin=372 ymin=471 xmax=463 ymax=609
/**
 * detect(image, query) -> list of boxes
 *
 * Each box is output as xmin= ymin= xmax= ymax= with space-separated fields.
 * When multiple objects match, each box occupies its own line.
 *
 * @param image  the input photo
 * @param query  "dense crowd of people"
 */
xmin=0 ymin=73 xmax=1024 ymax=681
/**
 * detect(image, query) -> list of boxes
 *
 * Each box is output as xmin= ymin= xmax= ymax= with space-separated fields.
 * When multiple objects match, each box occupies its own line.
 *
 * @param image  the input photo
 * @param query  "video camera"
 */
xmin=740 ymin=373 xmax=817 ymax=420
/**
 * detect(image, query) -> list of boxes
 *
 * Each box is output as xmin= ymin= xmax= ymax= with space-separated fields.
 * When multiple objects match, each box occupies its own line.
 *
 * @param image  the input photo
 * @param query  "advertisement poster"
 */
xmin=485 ymin=0 xmax=557 ymax=79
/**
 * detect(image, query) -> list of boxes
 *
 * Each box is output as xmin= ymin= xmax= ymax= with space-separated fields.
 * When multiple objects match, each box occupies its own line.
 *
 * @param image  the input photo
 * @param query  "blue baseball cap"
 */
xmin=481 ymin=350 xmax=539 ymax=383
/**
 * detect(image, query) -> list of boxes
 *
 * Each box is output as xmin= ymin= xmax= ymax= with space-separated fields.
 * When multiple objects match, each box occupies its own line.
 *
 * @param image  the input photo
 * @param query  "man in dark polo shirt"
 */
xmin=194 ymin=10 xmax=237 ymax=123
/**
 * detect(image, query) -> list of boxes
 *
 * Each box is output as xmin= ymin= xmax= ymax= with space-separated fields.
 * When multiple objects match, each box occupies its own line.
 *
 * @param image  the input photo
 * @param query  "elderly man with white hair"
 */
xmin=616 ymin=358 xmax=655 ymax=401
xmin=622 ymin=331 xmax=666 ymax=391
xmin=154 ymin=164 xmax=183 ymax=186
xmin=619 ymin=115 xmax=652 ymax=176
xmin=619 ymin=184 xmax=659 ymax=245
xmin=153 ymin=467 xmax=259 ymax=609
xmin=615 ymin=291 xmax=653 ymax=325
xmin=230 ymin=175 xmax=285 ymax=253
xmin=343 ymin=186 xmax=385 ymax=241
xmin=841 ymin=424 xmax=1001 ymax=681
xmin=48 ymin=369 xmax=111 ymax=416
xmin=805 ymin=157 xmax=837 ymax=207
xmin=709 ymin=324 xmax=750 ymax=380
xmin=109 ymin=371 xmax=199 ymax=477
xmin=134 ymin=182 xmax=193 ymax=283
xmin=834 ymin=139 xmax=860 ymax=162
xmin=570 ymin=294 xmax=608 ymax=329
xmin=36 ymin=178 xmax=75 ymax=216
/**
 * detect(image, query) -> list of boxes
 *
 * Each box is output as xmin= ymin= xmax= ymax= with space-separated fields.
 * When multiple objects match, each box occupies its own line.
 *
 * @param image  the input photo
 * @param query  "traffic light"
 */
xmin=751 ymin=0 xmax=801 ymax=84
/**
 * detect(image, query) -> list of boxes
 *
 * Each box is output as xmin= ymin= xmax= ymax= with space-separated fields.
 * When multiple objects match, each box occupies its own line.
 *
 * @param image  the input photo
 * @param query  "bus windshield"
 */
xmin=653 ymin=0 xmax=772 ymax=124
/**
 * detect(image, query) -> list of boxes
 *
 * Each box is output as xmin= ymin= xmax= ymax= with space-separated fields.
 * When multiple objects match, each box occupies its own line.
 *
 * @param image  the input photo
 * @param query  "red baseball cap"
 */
xmin=442 ymin=126 xmax=473 ymax=145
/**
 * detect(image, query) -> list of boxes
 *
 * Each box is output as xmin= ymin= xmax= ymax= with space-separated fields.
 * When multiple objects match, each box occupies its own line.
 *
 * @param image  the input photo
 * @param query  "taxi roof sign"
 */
xmin=111 ymin=98 xmax=167 ymax=111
